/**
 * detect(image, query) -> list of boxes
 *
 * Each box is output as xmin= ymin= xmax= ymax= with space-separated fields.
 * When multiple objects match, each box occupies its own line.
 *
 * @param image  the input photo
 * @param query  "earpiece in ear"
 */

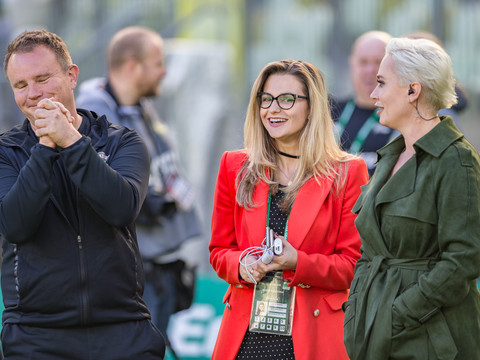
xmin=408 ymin=85 xmax=414 ymax=95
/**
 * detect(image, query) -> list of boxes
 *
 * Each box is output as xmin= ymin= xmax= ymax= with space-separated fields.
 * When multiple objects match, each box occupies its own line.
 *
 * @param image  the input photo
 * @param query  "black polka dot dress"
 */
xmin=236 ymin=187 xmax=295 ymax=359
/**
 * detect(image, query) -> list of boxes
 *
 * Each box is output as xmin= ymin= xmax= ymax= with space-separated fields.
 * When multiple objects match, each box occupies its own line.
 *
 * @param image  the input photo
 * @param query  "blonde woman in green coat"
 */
xmin=343 ymin=37 xmax=480 ymax=360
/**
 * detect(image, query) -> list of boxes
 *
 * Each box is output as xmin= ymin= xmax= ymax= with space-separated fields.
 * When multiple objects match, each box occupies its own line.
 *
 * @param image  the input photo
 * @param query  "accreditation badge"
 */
xmin=248 ymin=270 xmax=296 ymax=336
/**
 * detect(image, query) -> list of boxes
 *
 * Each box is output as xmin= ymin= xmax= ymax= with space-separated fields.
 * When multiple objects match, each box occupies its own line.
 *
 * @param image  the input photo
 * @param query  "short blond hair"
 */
xmin=386 ymin=37 xmax=457 ymax=111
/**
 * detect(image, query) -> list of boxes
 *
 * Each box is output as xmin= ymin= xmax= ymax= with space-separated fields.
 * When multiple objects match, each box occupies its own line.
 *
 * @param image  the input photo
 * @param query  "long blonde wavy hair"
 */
xmin=236 ymin=59 xmax=353 ymax=210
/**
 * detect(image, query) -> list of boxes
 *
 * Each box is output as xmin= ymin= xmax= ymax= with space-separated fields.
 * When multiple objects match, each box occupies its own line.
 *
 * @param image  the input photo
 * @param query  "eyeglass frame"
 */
xmin=256 ymin=92 xmax=309 ymax=110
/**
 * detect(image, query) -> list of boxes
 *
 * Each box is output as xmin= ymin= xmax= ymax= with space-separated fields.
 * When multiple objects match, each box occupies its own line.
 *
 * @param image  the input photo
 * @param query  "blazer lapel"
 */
xmin=287 ymin=176 xmax=334 ymax=249
xmin=244 ymin=180 xmax=270 ymax=246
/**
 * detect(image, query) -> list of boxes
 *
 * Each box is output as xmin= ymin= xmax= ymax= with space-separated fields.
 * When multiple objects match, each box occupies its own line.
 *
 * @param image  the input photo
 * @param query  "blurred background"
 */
xmin=0 ymin=0 xmax=478 ymax=358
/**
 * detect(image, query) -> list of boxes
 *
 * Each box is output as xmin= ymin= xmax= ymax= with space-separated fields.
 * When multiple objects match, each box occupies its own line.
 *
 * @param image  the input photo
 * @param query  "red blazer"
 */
xmin=209 ymin=150 xmax=368 ymax=360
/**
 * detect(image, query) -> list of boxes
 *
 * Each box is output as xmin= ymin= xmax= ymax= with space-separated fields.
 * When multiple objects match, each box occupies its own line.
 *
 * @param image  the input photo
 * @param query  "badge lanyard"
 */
xmin=249 ymin=187 xmax=296 ymax=336
xmin=336 ymin=99 xmax=380 ymax=153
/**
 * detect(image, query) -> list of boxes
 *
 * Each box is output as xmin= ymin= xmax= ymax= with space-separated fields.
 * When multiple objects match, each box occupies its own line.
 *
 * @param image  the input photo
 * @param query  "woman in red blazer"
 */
xmin=209 ymin=59 xmax=368 ymax=360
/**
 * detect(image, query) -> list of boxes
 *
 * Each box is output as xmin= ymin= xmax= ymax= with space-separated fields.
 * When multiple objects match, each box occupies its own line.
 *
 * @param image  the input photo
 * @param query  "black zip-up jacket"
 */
xmin=0 ymin=109 xmax=151 ymax=327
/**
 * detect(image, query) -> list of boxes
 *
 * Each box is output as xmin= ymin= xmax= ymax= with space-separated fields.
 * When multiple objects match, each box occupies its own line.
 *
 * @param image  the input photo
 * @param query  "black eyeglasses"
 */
xmin=256 ymin=92 xmax=309 ymax=110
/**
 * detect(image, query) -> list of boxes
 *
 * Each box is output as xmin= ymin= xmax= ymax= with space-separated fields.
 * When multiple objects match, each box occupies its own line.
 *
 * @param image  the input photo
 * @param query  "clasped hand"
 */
xmin=239 ymin=235 xmax=298 ymax=284
xmin=33 ymin=98 xmax=81 ymax=148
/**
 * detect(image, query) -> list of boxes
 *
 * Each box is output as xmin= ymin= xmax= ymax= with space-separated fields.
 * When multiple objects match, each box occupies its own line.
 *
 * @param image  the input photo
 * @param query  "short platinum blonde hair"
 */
xmin=386 ymin=37 xmax=457 ymax=111
xmin=237 ymin=59 xmax=352 ymax=210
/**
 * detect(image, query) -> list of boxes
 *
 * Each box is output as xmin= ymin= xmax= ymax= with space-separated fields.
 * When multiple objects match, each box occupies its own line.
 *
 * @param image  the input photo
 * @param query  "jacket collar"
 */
xmin=0 ymin=108 xmax=110 ymax=149
xmin=76 ymin=108 xmax=110 ymax=148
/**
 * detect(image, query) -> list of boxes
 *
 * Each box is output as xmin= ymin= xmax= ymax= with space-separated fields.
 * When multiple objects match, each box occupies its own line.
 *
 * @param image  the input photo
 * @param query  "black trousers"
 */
xmin=1 ymin=319 xmax=165 ymax=360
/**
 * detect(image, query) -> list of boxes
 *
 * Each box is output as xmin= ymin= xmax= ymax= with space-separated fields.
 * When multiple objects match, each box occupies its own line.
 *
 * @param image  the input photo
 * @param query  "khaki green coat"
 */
xmin=344 ymin=117 xmax=480 ymax=360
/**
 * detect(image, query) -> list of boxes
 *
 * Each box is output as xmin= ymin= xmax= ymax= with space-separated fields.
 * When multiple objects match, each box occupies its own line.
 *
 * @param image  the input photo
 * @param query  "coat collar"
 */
xmin=377 ymin=116 xmax=462 ymax=161
xmin=374 ymin=116 xmax=462 ymax=205
xmin=413 ymin=116 xmax=463 ymax=157
xmin=365 ymin=115 xmax=464 ymax=224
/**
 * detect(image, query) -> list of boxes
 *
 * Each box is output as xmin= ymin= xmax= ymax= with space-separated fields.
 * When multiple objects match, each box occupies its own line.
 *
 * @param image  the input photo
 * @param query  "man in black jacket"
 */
xmin=0 ymin=29 xmax=165 ymax=359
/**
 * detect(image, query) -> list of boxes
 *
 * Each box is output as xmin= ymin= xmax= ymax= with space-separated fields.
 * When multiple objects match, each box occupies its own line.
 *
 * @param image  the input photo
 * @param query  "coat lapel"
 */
xmin=375 ymin=155 xmax=417 ymax=206
xmin=354 ymin=140 xmax=402 ymax=259
xmin=372 ymin=135 xmax=416 ymax=207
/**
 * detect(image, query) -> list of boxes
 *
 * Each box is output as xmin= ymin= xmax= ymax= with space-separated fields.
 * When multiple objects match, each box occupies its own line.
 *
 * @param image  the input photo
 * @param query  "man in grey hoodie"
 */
xmin=77 ymin=26 xmax=201 ymax=357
